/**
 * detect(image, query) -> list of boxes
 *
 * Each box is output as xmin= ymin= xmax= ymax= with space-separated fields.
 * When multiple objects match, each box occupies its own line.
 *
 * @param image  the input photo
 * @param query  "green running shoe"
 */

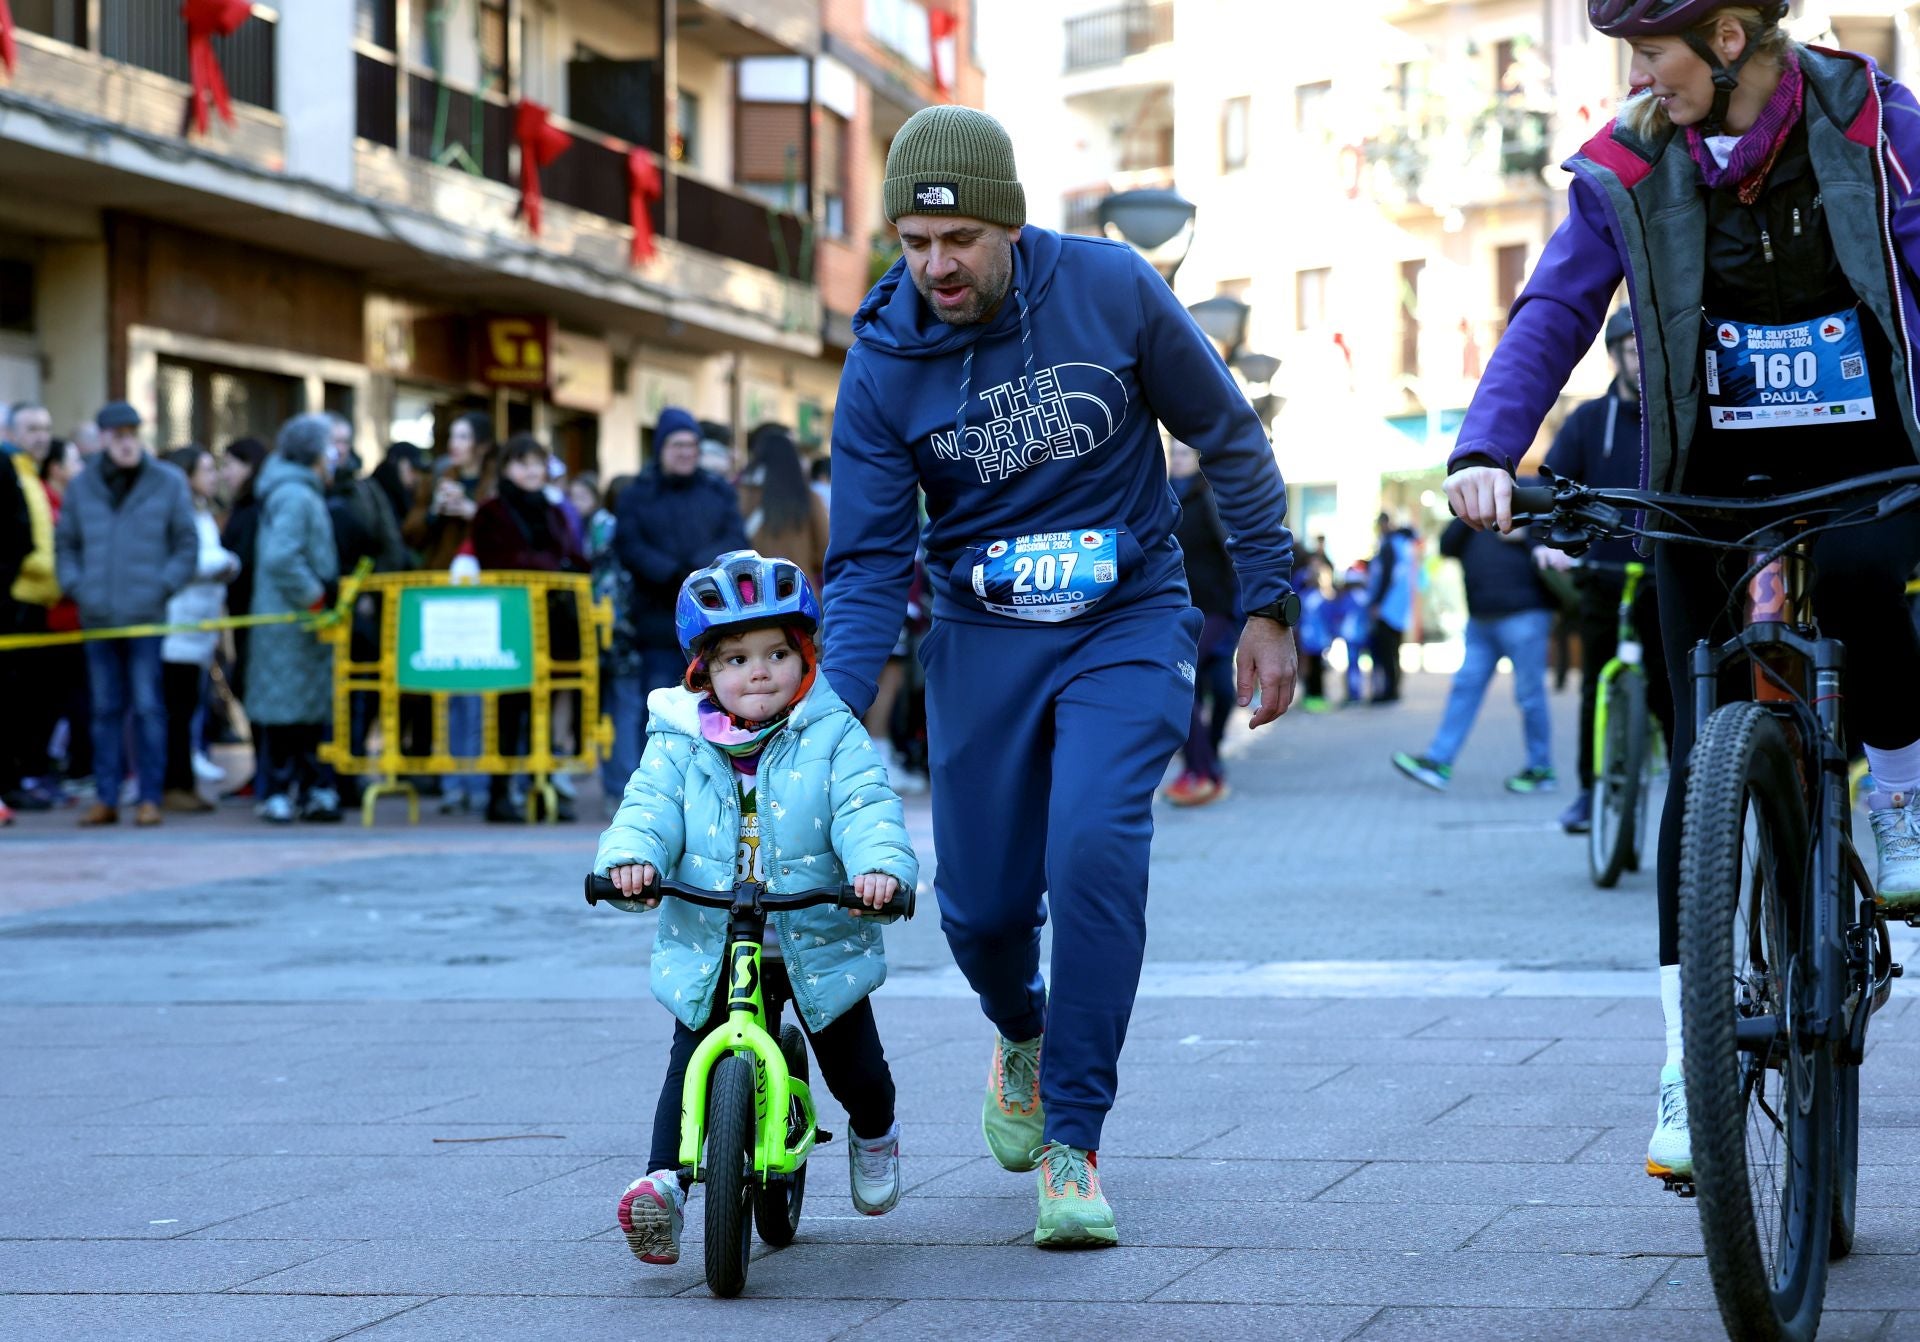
xmin=982 ymin=1033 xmax=1044 ymax=1172
xmin=1033 ymin=1142 xmax=1118 ymax=1249
xmin=1504 ymin=767 xmax=1559 ymax=794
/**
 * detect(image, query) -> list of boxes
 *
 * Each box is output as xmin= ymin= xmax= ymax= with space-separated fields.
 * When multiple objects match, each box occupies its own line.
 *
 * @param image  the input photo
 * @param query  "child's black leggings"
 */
xmin=647 ymin=984 xmax=896 ymax=1174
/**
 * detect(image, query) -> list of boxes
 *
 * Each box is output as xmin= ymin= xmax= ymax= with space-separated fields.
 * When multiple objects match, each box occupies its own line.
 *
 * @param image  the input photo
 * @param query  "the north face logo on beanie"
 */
xmin=914 ymin=182 xmax=959 ymax=210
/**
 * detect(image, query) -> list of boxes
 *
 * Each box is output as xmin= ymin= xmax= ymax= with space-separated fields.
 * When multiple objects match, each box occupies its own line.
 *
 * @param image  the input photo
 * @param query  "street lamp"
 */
xmin=1186 ymin=295 xmax=1250 ymax=354
xmin=1098 ymin=188 xmax=1197 ymax=280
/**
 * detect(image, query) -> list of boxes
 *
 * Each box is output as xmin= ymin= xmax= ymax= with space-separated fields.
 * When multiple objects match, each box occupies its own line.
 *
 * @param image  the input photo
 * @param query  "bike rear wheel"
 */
xmin=1590 ymin=672 xmax=1649 ymax=888
xmin=1680 ymin=703 xmax=1830 ymax=1342
xmin=753 ymin=1024 xmax=810 ymax=1248
xmin=702 ymin=1053 xmax=757 ymax=1298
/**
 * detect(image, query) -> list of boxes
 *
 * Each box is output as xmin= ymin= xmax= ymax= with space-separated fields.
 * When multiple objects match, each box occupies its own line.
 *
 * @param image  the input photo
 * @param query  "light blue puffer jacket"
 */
xmin=593 ymin=678 xmax=919 ymax=1032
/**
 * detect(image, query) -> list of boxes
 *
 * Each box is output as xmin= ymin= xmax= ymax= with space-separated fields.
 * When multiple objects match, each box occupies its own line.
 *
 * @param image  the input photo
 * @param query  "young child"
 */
xmin=593 ymin=550 xmax=919 ymax=1266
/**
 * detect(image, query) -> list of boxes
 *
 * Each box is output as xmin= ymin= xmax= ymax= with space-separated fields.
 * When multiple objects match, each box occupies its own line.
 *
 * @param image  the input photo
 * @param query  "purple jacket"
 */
xmin=1450 ymin=45 xmax=1920 ymax=493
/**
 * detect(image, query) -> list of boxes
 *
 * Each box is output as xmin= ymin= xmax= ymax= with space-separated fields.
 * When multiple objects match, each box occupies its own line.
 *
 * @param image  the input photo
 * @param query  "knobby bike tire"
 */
xmin=753 ymin=1024 xmax=810 ymax=1248
xmin=1680 ymin=702 xmax=1830 ymax=1342
xmin=703 ymin=1053 xmax=757 ymax=1298
xmin=1590 ymin=672 xmax=1649 ymax=888
xmin=1831 ymin=846 xmax=1874 ymax=1260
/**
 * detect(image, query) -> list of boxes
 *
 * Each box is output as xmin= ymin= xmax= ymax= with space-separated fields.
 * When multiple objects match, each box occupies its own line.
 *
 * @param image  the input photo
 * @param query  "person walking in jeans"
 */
xmin=53 ymin=401 xmax=198 ymax=825
xmin=1392 ymin=509 xmax=1556 ymax=794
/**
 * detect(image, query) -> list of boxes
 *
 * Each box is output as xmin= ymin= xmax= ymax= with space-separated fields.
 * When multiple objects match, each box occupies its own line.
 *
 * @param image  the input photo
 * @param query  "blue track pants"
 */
xmin=922 ymin=600 xmax=1201 ymax=1150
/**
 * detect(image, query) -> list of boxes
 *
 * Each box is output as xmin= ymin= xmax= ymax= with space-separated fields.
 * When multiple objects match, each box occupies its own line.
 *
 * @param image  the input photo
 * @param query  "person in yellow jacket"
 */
xmin=2 ymin=402 xmax=60 ymax=816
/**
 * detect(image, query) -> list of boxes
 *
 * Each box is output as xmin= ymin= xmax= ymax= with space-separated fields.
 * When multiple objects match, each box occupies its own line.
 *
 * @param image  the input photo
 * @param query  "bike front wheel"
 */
xmin=1680 ymin=703 xmax=1831 ymax=1342
xmin=1590 ymin=671 xmax=1649 ymax=888
xmin=702 ymin=1053 xmax=757 ymax=1298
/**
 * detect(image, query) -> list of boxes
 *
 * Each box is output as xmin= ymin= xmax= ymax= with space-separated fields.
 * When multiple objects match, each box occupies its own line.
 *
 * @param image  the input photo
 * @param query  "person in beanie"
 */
xmin=822 ymin=104 xmax=1298 ymax=1247
xmin=615 ymin=407 xmax=750 ymax=701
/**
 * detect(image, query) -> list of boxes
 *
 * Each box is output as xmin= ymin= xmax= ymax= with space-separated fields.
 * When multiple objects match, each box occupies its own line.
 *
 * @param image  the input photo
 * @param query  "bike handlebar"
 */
xmin=584 ymin=873 xmax=916 ymax=921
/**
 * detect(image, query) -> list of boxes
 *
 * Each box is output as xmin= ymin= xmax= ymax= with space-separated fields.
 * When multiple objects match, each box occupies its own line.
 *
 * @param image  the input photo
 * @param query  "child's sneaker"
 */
xmin=617 ymin=1172 xmax=684 ymax=1264
xmin=849 ymin=1121 xmax=901 ymax=1215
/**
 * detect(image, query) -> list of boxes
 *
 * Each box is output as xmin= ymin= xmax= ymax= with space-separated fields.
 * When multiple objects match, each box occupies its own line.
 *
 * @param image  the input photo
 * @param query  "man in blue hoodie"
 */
xmin=821 ymin=105 xmax=1298 ymax=1248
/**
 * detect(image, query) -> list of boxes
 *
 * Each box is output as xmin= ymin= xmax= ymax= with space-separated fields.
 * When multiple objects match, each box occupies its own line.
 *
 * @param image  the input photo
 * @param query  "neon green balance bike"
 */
xmin=586 ymin=872 xmax=914 ymax=1297
xmin=1586 ymin=559 xmax=1665 ymax=887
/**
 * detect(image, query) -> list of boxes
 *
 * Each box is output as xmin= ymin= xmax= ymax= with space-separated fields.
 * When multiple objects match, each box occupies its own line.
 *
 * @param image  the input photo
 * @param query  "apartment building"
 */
xmin=0 ymin=0 xmax=981 ymax=475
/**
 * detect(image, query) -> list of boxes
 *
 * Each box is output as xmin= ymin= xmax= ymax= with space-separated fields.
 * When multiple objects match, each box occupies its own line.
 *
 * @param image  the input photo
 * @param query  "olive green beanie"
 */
xmin=883 ymin=105 xmax=1026 ymax=227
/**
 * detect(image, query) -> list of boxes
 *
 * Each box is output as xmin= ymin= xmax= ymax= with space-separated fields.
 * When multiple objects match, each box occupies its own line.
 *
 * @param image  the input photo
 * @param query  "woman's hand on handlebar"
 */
xmin=1445 ymin=466 xmax=1515 ymax=534
xmin=849 ymin=872 xmax=897 ymax=917
xmin=610 ymin=862 xmax=660 ymax=909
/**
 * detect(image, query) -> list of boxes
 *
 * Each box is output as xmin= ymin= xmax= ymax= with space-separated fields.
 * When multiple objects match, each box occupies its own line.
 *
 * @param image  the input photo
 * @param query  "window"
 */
xmin=1398 ymin=259 xmax=1426 ymax=377
xmin=821 ymin=111 xmax=850 ymax=239
xmin=866 ymin=0 xmax=933 ymax=72
xmin=479 ymin=0 xmax=510 ymax=96
xmin=736 ymin=101 xmax=809 ymax=209
xmin=675 ymin=89 xmax=700 ymax=166
xmin=1295 ymin=267 xmax=1331 ymax=331
xmin=1494 ymin=243 xmax=1529 ymax=333
xmin=1294 ymin=81 xmax=1332 ymax=140
xmin=1221 ymin=96 xmax=1250 ymax=172
xmin=0 ymin=260 xmax=32 ymax=333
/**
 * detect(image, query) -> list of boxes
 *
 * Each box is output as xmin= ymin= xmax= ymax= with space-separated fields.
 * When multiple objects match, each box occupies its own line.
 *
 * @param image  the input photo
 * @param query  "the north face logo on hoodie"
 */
xmin=929 ymin=362 xmax=1130 ymax=484
xmin=914 ymin=182 xmax=958 ymax=210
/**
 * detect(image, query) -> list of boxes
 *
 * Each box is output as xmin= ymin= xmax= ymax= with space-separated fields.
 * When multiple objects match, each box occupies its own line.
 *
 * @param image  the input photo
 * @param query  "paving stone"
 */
xmin=0 ymin=1239 xmax=335 ymax=1293
xmin=235 ymin=1238 xmax=696 ymax=1296
xmin=1462 ymin=1205 xmax=1705 ymax=1256
xmin=1187 ymin=1123 xmax=1603 ymax=1164
xmin=348 ymin=1295 xmax=896 ymax=1340
xmin=910 ymin=1155 xmax=1359 ymax=1202
xmin=1312 ymin=1161 xmax=1655 ymax=1207
xmin=1351 ymin=1306 xmax=1886 ymax=1340
xmin=157 ymin=1153 xmax=617 ymax=1200
xmin=182 ymin=1191 xmax=617 ymax=1242
xmin=0 ymin=1294 xmax=430 ymax=1342
xmin=1432 ymin=1092 xmax=1657 ymax=1128
xmin=839 ymin=1300 xmax=1377 ymax=1341
xmin=709 ymin=1242 xmax=1216 ymax=1301
xmin=1149 ymin=1248 xmax=1675 ymax=1308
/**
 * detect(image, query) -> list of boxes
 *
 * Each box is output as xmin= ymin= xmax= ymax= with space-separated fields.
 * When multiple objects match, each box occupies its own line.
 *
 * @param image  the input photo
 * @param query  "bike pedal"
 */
xmin=814 ymin=1128 xmax=834 ymax=1144
xmin=1659 ymin=1173 xmax=1696 ymax=1199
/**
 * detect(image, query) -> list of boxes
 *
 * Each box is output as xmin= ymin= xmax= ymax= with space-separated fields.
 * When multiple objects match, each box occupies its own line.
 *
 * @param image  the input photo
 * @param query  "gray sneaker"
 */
xmin=1871 ymin=791 xmax=1920 ymax=912
xmin=849 ymin=1121 xmax=901 ymax=1216
xmin=1646 ymin=1063 xmax=1692 ymax=1180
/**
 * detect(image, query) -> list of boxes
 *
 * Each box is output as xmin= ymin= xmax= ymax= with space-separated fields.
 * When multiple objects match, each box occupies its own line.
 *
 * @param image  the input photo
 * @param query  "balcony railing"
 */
xmin=1063 ymin=1 xmax=1172 ymax=74
xmin=353 ymin=57 xmax=805 ymax=280
xmin=19 ymin=0 xmax=277 ymax=109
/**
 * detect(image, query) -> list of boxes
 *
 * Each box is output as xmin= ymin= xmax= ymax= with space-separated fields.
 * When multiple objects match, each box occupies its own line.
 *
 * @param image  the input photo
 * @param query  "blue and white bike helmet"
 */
xmin=675 ymin=549 xmax=821 ymax=659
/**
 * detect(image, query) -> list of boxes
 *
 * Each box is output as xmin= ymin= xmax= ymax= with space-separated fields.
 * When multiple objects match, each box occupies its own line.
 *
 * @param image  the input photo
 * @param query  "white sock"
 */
xmin=1660 ymin=964 xmax=1683 ymax=1070
xmin=1865 ymin=737 xmax=1920 ymax=809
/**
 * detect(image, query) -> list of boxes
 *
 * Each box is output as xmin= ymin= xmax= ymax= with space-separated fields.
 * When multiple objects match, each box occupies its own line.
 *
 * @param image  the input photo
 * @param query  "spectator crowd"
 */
xmin=0 ymin=399 xmax=930 ymax=829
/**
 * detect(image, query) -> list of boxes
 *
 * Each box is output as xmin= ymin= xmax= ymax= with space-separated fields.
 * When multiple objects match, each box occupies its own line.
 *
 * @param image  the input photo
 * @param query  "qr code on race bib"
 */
xmin=1843 ymin=355 xmax=1865 ymax=379
xmin=1093 ymin=561 xmax=1115 ymax=583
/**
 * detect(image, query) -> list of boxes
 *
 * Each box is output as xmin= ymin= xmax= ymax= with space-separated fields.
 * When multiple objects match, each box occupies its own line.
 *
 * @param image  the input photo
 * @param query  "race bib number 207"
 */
xmin=969 ymin=529 xmax=1120 ymax=623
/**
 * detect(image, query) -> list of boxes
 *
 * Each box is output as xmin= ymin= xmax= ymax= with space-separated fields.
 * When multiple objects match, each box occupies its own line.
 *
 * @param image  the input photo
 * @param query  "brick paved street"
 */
xmin=3 ymin=669 xmax=1917 ymax=1340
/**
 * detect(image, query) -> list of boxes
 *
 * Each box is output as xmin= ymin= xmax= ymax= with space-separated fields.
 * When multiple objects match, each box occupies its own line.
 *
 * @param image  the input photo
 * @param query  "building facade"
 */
xmin=0 ymin=0 xmax=981 ymax=477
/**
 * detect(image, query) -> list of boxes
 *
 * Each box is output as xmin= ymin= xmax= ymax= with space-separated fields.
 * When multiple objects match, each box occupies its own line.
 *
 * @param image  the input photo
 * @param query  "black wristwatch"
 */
xmin=1246 ymin=593 xmax=1301 ymax=628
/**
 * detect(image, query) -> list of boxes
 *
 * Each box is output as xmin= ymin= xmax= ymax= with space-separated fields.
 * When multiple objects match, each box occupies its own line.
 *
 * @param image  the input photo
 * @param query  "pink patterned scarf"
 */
xmin=1684 ymin=47 xmax=1803 ymax=206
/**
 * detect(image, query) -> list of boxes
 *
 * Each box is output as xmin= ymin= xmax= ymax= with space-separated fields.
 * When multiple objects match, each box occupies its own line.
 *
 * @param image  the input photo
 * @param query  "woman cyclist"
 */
xmin=1446 ymin=1 xmax=1920 ymax=1186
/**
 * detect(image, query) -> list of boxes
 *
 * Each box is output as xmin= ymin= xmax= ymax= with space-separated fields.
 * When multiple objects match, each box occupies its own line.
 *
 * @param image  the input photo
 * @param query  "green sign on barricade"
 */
xmin=394 ymin=586 xmax=536 ymax=692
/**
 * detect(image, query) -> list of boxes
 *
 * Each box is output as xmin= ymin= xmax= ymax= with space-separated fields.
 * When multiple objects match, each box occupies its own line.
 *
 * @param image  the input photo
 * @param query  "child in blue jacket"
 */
xmin=594 ymin=550 xmax=919 ymax=1267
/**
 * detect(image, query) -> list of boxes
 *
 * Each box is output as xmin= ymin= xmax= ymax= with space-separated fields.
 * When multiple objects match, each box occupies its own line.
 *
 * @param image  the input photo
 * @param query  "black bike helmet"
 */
xmin=1589 ymin=1 xmax=1792 ymax=134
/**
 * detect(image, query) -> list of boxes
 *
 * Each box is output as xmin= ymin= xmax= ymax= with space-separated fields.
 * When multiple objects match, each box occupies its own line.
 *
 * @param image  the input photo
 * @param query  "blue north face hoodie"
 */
xmin=821 ymin=226 xmax=1294 ymax=715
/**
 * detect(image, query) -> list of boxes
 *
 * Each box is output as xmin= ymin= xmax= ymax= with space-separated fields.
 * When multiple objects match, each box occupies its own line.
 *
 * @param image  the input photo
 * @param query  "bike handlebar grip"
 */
xmin=1510 ymin=485 xmax=1557 ymax=516
xmin=834 ymin=885 xmax=917 ymax=920
xmin=585 ymin=873 xmax=617 ymax=905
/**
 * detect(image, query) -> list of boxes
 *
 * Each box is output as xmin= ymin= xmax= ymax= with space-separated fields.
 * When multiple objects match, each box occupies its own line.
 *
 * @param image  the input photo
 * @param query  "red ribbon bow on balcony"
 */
xmin=1 ymin=0 xmax=18 ymax=80
xmin=181 ymin=0 xmax=252 ymax=136
xmin=927 ymin=8 xmax=958 ymax=99
xmin=628 ymin=148 xmax=661 ymax=267
xmin=514 ymin=100 xmax=573 ymax=237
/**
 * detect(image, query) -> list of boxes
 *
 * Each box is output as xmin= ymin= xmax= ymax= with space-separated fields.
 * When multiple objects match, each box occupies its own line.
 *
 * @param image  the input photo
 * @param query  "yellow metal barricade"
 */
xmin=317 ymin=571 xmax=614 ymax=826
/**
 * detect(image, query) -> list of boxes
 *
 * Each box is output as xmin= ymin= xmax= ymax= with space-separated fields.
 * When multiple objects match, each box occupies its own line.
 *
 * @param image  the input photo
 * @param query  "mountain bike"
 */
xmin=1516 ymin=466 xmax=1916 ymax=1342
xmin=1585 ymin=559 xmax=1663 ymax=888
xmin=584 ymin=871 xmax=915 ymax=1298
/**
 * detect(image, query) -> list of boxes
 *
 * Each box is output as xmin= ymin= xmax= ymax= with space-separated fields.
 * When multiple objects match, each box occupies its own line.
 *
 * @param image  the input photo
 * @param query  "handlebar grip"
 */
xmin=585 ymin=873 xmax=617 ymax=905
xmin=1510 ymin=485 xmax=1557 ymax=516
xmin=836 ymin=884 xmax=916 ymax=920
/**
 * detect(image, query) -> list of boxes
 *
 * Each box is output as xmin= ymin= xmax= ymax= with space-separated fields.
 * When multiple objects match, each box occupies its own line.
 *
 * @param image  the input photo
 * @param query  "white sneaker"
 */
xmin=849 ymin=1122 xmax=901 ymax=1216
xmin=1869 ymin=791 xmax=1920 ymax=911
xmin=1647 ymin=1063 xmax=1692 ymax=1179
xmin=191 ymin=751 xmax=226 ymax=783
xmin=301 ymin=787 xmax=342 ymax=822
xmin=616 ymin=1172 xmax=684 ymax=1264
xmin=259 ymin=794 xmax=296 ymax=824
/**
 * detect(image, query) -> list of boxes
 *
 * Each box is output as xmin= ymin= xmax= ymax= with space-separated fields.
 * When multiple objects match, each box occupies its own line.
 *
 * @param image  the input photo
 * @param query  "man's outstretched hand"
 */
xmin=1237 ymin=618 xmax=1298 ymax=729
